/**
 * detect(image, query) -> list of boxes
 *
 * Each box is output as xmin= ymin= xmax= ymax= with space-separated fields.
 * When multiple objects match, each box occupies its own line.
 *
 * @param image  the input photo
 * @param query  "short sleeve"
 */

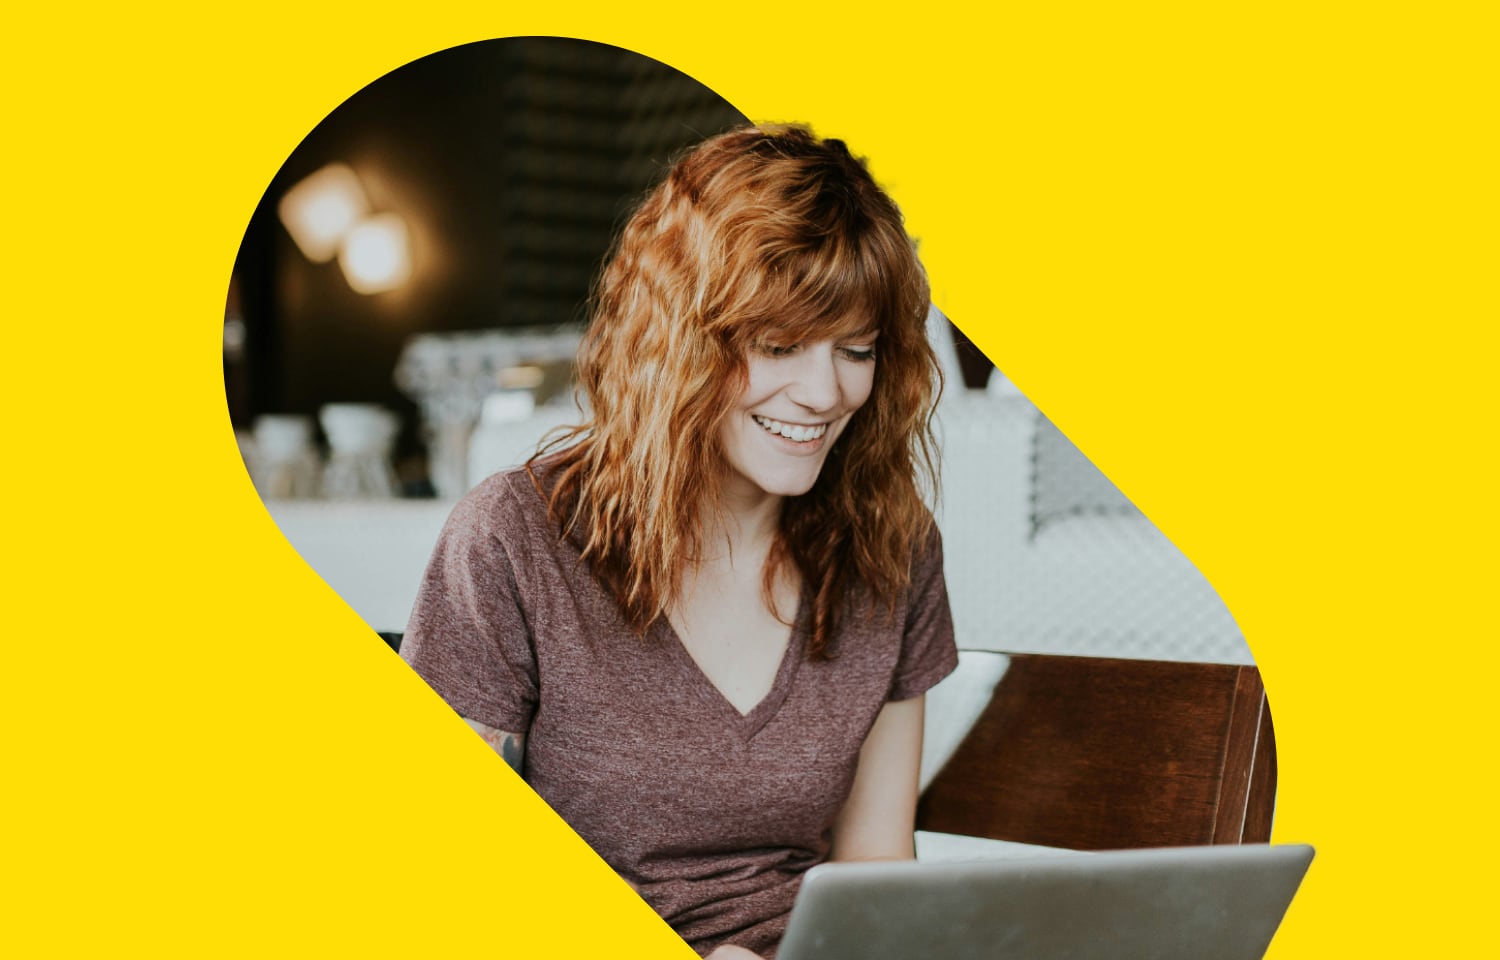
xmin=400 ymin=481 xmax=540 ymax=733
xmin=888 ymin=524 xmax=960 ymax=701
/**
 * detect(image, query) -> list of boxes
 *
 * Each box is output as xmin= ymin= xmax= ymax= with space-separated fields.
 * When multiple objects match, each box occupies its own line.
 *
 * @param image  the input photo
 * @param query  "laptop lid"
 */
xmin=778 ymin=843 xmax=1314 ymax=960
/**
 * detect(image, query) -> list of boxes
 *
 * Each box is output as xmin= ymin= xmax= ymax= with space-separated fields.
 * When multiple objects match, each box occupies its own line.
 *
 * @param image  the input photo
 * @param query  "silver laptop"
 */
xmin=778 ymin=844 xmax=1314 ymax=960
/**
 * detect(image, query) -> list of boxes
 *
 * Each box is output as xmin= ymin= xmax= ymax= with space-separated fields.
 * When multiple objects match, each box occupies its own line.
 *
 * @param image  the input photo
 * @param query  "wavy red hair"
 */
xmin=532 ymin=124 xmax=941 ymax=657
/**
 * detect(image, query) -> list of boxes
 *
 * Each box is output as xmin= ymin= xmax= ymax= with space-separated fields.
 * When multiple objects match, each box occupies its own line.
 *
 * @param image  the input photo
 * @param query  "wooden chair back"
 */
xmin=916 ymin=653 xmax=1275 ymax=850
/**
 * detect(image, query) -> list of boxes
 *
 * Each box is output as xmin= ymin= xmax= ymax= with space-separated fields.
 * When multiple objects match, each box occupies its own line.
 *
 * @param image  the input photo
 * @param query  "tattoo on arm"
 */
xmin=462 ymin=717 xmax=526 ymax=775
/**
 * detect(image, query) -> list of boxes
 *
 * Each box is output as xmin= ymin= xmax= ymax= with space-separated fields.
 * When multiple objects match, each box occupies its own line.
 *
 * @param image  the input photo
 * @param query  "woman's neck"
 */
xmin=703 ymin=488 xmax=782 ymax=568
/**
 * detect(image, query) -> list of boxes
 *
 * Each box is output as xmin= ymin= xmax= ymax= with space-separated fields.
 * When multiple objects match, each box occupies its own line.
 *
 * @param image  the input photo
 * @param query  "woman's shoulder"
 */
xmin=908 ymin=508 xmax=945 ymax=573
xmin=444 ymin=463 xmax=559 ymax=543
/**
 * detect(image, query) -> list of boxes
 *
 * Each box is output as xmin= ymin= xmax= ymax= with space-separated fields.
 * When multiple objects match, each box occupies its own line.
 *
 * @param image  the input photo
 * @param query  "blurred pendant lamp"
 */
xmin=338 ymin=213 xmax=412 ymax=294
xmin=277 ymin=163 xmax=369 ymax=263
xmin=277 ymin=163 xmax=413 ymax=294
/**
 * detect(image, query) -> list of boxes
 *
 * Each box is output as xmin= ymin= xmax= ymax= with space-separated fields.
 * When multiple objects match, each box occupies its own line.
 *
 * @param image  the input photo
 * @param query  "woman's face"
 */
xmin=718 ymin=332 xmax=878 ymax=506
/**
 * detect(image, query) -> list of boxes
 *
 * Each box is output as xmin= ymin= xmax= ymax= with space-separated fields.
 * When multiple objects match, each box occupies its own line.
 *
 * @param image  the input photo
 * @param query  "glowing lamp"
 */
xmin=338 ymin=213 xmax=412 ymax=294
xmin=277 ymin=164 xmax=369 ymax=262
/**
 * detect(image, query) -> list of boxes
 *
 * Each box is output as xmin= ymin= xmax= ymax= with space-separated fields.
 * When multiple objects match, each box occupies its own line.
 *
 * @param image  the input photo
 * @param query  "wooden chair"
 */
xmin=916 ymin=653 xmax=1275 ymax=850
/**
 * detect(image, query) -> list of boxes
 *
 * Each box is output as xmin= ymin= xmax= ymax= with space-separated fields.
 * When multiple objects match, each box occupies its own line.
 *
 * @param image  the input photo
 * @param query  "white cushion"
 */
xmin=920 ymin=650 xmax=1010 ymax=791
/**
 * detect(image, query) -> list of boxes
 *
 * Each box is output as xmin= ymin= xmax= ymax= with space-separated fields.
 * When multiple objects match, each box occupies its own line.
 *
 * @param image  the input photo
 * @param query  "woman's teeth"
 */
xmin=753 ymin=416 xmax=827 ymax=442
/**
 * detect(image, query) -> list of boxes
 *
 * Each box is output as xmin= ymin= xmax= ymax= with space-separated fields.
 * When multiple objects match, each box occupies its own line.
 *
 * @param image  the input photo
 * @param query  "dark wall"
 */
xmin=228 ymin=38 xmax=749 ymax=463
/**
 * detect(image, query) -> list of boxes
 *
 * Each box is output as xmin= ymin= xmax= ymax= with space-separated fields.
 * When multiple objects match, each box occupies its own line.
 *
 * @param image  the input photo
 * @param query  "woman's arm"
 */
xmin=829 ymin=695 xmax=926 ymax=861
xmin=462 ymin=716 xmax=526 ymax=775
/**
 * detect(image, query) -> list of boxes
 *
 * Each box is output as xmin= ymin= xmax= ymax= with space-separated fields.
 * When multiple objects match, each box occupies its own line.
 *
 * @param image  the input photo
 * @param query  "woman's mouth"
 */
xmin=752 ymin=415 xmax=828 ymax=443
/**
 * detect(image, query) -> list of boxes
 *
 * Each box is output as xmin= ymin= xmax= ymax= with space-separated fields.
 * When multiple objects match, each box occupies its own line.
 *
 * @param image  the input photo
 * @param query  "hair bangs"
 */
xmin=719 ymin=233 xmax=905 ymax=350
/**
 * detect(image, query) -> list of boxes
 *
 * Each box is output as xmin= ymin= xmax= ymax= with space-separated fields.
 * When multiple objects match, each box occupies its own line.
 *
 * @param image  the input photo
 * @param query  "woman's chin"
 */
xmin=722 ymin=465 xmax=826 ymax=504
xmin=754 ymin=467 xmax=826 ymax=499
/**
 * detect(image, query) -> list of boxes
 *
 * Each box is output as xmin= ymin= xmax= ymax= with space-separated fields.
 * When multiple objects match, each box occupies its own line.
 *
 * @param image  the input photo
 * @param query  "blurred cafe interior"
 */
xmin=228 ymin=37 xmax=753 ymax=499
xmin=233 ymin=36 xmax=1280 ymax=863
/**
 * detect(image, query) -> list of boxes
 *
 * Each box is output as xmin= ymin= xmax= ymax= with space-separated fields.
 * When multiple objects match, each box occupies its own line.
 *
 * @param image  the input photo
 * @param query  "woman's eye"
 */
xmin=839 ymin=346 xmax=877 ymax=362
xmin=757 ymin=343 xmax=800 ymax=357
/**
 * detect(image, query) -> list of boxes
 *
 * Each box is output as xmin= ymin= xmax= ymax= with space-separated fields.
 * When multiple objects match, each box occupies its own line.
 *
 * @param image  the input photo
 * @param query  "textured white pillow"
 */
xmin=919 ymin=650 xmax=1010 ymax=791
xmin=915 ymin=830 xmax=1083 ymax=862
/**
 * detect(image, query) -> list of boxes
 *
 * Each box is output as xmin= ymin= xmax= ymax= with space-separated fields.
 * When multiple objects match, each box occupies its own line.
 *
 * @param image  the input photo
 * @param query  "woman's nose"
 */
xmin=785 ymin=343 xmax=841 ymax=412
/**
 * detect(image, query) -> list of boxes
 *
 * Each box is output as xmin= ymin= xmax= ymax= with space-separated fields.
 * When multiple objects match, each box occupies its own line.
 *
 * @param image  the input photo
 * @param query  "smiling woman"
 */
xmin=400 ymin=125 xmax=954 ymax=959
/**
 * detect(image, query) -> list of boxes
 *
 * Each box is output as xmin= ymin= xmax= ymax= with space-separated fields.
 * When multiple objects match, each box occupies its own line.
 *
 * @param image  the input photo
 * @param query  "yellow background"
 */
xmin=6 ymin=3 xmax=1495 ymax=956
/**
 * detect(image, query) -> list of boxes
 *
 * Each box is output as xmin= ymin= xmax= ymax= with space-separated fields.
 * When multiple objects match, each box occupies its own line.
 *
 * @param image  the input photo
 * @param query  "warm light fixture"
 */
xmin=338 ymin=213 xmax=412 ymax=294
xmin=277 ymin=163 xmax=369 ymax=263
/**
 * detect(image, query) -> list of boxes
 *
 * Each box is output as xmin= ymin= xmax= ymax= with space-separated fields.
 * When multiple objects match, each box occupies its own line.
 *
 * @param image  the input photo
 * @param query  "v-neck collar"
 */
xmin=654 ymin=594 xmax=808 ymax=740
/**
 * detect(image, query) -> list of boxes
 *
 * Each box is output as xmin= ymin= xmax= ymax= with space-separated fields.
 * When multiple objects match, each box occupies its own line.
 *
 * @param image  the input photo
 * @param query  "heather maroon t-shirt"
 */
xmin=402 ymin=468 xmax=957 ymax=957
